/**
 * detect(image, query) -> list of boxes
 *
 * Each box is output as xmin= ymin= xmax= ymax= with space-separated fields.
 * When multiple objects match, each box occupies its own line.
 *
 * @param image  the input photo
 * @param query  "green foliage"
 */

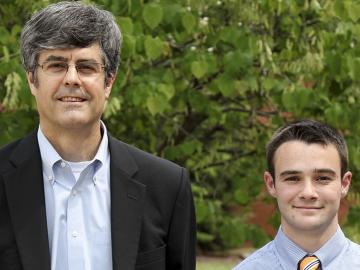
xmin=2 ymin=0 xmax=360 ymax=251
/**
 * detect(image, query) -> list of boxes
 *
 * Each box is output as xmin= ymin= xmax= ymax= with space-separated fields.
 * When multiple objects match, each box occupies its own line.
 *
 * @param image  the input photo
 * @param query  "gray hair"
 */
xmin=20 ymin=1 xmax=122 ymax=85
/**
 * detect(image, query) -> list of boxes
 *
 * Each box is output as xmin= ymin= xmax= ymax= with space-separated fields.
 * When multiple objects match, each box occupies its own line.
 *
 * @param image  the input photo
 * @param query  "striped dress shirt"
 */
xmin=233 ymin=226 xmax=360 ymax=270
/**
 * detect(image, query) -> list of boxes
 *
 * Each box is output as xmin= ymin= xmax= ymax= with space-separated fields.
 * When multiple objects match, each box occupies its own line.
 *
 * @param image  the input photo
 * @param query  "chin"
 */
xmin=57 ymin=117 xmax=97 ymax=129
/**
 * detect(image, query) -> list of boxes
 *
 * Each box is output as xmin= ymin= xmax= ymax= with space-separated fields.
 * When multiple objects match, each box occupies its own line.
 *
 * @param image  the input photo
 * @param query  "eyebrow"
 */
xmin=313 ymin=168 xmax=336 ymax=176
xmin=279 ymin=168 xmax=337 ymax=177
xmin=43 ymin=55 xmax=68 ymax=63
xmin=279 ymin=170 xmax=301 ymax=177
xmin=43 ymin=56 xmax=101 ymax=64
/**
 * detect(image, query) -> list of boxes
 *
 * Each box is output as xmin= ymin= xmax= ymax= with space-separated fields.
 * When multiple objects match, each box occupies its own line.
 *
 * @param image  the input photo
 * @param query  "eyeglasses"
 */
xmin=37 ymin=61 xmax=105 ymax=78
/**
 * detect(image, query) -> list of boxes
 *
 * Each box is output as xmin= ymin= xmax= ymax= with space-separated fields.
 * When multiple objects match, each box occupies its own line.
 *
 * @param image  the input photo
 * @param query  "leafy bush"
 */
xmin=1 ymin=0 xmax=360 ymax=250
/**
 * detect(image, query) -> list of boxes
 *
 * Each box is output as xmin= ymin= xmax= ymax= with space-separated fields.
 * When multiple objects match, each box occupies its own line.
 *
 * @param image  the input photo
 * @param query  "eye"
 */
xmin=45 ymin=62 xmax=67 ymax=73
xmin=76 ymin=63 xmax=99 ymax=75
xmin=284 ymin=176 xmax=300 ymax=182
xmin=316 ymin=175 xmax=332 ymax=183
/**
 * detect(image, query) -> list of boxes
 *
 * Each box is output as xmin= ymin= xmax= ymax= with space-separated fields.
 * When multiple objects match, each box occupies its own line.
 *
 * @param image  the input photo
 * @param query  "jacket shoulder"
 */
xmin=0 ymin=131 xmax=38 ymax=174
xmin=0 ymin=138 xmax=23 ymax=173
xmin=108 ymin=137 xmax=189 ymax=200
xmin=110 ymin=137 xmax=184 ymax=175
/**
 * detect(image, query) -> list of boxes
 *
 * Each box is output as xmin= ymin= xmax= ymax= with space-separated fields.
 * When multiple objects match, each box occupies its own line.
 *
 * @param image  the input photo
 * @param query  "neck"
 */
xmin=40 ymin=122 xmax=103 ymax=162
xmin=282 ymin=218 xmax=338 ymax=253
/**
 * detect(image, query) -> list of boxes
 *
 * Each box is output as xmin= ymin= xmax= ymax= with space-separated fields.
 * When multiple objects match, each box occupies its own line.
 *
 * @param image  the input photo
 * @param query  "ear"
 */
xmin=340 ymin=171 xmax=352 ymax=198
xmin=26 ymin=71 xmax=37 ymax=95
xmin=264 ymin=171 xmax=277 ymax=198
xmin=104 ymin=73 xmax=116 ymax=99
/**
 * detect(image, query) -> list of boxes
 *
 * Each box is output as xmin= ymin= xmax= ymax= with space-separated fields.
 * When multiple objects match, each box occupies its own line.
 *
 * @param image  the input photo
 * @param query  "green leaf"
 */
xmin=182 ymin=12 xmax=196 ymax=33
xmin=281 ymin=89 xmax=297 ymax=111
xmin=164 ymin=146 xmax=181 ymax=160
xmin=121 ymin=34 xmax=136 ymax=57
xmin=180 ymin=140 xmax=201 ymax=156
xmin=281 ymin=87 xmax=313 ymax=113
xmin=2 ymin=46 xmax=10 ymax=62
xmin=223 ymin=50 xmax=253 ymax=75
xmin=216 ymin=74 xmax=235 ymax=97
xmin=188 ymin=91 xmax=209 ymax=112
xmin=295 ymin=87 xmax=313 ymax=110
xmin=103 ymin=97 xmax=122 ymax=119
xmin=195 ymin=200 xmax=209 ymax=223
xmin=146 ymin=94 xmax=169 ymax=115
xmin=348 ymin=3 xmax=360 ymax=22
xmin=191 ymin=61 xmax=208 ymax=79
xmin=325 ymin=52 xmax=342 ymax=78
xmin=158 ymin=84 xmax=175 ymax=100
xmin=3 ymin=72 xmax=22 ymax=109
xmin=234 ymin=189 xmax=250 ymax=204
xmin=219 ymin=218 xmax=246 ymax=248
xmin=197 ymin=231 xmax=215 ymax=242
xmin=324 ymin=103 xmax=344 ymax=127
xmin=143 ymin=3 xmax=163 ymax=29
xmin=117 ymin=17 xmax=133 ymax=35
xmin=0 ymin=27 xmax=10 ymax=44
xmin=334 ymin=0 xmax=349 ymax=20
xmin=347 ymin=57 xmax=360 ymax=81
xmin=262 ymin=78 xmax=276 ymax=91
xmin=144 ymin=36 xmax=163 ymax=60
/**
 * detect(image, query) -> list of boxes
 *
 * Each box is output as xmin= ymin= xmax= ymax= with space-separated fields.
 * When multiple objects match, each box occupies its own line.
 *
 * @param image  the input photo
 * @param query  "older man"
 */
xmin=0 ymin=2 xmax=196 ymax=270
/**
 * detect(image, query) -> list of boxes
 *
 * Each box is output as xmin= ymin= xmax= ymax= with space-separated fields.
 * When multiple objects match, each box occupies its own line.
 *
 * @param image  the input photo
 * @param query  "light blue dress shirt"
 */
xmin=233 ymin=226 xmax=360 ymax=270
xmin=38 ymin=123 xmax=112 ymax=270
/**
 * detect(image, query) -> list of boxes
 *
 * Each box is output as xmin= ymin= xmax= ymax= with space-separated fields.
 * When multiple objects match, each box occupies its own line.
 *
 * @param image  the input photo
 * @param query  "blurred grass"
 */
xmin=196 ymin=256 xmax=239 ymax=270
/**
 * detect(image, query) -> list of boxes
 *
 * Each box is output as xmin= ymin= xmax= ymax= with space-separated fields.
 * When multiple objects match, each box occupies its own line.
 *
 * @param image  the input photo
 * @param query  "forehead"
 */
xmin=38 ymin=43 xmax=103 ymax=62
xmin=273 ymin=141 xmax=341 ymax=175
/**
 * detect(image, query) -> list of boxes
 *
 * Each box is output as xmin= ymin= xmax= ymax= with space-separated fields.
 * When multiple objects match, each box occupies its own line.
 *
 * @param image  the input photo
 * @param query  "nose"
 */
xmin=299 ymin=179 xmax=318 ymax=200
xmin=63 ymin=64 xmax=81 ymax=87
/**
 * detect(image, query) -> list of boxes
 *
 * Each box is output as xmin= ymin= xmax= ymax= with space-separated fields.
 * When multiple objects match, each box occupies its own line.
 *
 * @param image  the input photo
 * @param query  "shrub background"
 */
xmin=1 ymin=0 xmax=360 ymax=251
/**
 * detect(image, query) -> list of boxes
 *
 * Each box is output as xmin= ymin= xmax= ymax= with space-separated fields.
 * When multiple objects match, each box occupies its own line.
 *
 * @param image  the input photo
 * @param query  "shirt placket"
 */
xmin=55 ymin=161 xmax=85 ymax=270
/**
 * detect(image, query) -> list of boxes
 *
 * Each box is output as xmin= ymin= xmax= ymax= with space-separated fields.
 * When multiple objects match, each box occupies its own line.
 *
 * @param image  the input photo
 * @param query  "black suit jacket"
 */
xmin=0 ymin=132 xmax=196 ymax=270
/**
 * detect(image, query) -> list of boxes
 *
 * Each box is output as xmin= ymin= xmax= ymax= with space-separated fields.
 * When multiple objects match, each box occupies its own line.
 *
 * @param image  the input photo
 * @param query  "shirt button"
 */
xmin=60 ymin=161 xmax=66 ymax=168
xmin=72 ymin=231 xmax=79 ymax=238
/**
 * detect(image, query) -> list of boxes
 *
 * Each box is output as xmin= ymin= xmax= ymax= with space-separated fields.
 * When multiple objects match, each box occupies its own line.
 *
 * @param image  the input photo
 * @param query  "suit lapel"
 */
xmin=109 ymin=136 xmax=146 ymax=270
xmin=3 ymin=132 xmax=51 ymax=270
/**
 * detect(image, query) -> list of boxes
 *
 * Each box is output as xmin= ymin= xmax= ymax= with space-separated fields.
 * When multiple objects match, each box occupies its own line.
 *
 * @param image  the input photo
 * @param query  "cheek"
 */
xmin=320 ymin=190 xmax=341 ymax=203
xmin=277 ymin=187 xmax=298 ymax=202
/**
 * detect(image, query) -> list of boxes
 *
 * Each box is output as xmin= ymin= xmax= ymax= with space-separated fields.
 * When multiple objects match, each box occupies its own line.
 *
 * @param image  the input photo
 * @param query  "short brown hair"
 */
xmin=266 ymin=119 xmax=348 ymax=179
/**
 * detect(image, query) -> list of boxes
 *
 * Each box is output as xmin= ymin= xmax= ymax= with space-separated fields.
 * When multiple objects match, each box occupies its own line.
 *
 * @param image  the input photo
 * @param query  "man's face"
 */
xmin=27 ymin=43 xmax=114 ymax=132
xmin=264 ymin=140 xmax=351 ymax=238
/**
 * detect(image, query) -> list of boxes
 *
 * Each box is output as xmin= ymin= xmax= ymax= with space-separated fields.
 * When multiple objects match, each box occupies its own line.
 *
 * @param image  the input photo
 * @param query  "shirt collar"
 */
xmin=93 ymin=121 xmax=109 ymax=170
xmin=37 ymin=121 xmax=109 ymax=184
xmin=274 ymin=225 xmax=347 ymax=269
xmin=315 ymin=226 xmax=348 ymax=267
xmin=38 ymin=126 xmax=62 ymax=184
xmin=274 ymin=226 xmax=307 ymax=269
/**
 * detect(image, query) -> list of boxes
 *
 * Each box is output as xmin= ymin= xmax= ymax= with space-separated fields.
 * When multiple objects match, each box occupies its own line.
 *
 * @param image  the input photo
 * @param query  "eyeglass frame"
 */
xmin=36 ymin=60 xmax=106 ymax=78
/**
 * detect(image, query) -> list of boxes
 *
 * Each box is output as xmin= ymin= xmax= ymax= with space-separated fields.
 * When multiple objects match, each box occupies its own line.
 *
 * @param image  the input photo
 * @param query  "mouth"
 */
xmin=293 ymin=206 xmax=324 ymax=210
xmin=58 ymin=96 xmax=86 ymax=102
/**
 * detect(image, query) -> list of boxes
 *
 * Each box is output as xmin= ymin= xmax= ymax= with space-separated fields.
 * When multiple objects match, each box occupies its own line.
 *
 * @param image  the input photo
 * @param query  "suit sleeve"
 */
xmin=165 ymin=168 xmax=196 ymax=270
xmin=0 ymin=179 xmax=23 ymax=270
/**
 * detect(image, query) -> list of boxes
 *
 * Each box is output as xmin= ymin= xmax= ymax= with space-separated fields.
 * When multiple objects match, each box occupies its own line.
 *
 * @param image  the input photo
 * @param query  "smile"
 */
xmin=293 ymin=206 xmax=323 ymax=210
xmin=59 ymin=97 xmax=86 ymax=102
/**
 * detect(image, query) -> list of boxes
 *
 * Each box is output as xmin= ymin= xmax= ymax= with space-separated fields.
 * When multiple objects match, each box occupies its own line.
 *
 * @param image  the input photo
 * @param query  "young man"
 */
xmin=233 ymin=119 xmax=360 ymax=270
xmin=0 ymin=2 xmax=196 ymax=270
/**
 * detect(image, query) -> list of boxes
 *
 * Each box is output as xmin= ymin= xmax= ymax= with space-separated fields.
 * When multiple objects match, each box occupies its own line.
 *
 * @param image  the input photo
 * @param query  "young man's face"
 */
xmin=27 ymin=43 xmax=114 ymax=133
xmin=264 ymin=140 xmax=352 ymax=239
